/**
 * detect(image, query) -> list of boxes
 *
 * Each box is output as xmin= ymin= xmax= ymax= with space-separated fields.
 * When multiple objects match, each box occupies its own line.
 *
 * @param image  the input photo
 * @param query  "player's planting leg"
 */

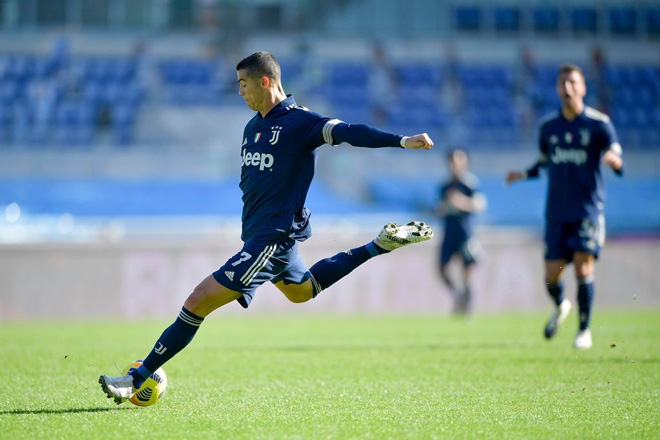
xmin=544 ymin=281 xmax=571 ymax=339
xmin=574 ymin=275 xmax=594 ymax=349
xmin=439 ymin=265 xmax=461 ymax=314
xmin=546 ymin=280 xmax=565 ymax=306
xmin=99 ymin=306 xmax=204 ymax=404
xmin=99 ymin=275 xmax=240 ymax=404
xmin=309 ymin=221 xmax=432 ymax=295
xmin=132 ymin=307 xmax=204 ymax=387
xmin=456 ymin=263 xmax=476 ymax=316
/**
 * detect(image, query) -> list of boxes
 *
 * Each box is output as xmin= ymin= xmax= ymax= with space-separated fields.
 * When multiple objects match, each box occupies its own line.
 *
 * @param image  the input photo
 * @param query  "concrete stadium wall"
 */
xmin=0 ymin=229 xmax=658 ymax=320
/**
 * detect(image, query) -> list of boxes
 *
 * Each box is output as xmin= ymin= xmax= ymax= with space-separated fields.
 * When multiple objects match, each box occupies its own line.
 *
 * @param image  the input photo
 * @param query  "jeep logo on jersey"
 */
xmin=242 ymin=149 xmax=274 ymax=170
xmin=269 ymin=126 xmax=282 ymax=145
xmin=550 ymin=147 xmax=587 ymax=165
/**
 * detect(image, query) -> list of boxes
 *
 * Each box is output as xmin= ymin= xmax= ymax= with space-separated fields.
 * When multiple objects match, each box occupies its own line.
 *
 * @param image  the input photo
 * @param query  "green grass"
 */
xmin=1 ymin=311 xmax=659 ymax=439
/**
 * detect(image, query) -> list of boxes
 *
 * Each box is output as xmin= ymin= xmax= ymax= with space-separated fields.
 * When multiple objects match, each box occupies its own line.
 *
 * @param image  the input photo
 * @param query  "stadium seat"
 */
xmin=609 ymin=7 xmax=637 ymax=35
xmin=326 ymin=84 xmax=369 ymax=106
xmin=454 ymin=6 xmax=482 ymax=32
xmin=0 ymin=81 xmax=19 ymax=104
xmin=395 ymin=64 xmax=443 ymax=87
xmin=494 ymin=6 xmax=521 ymax=32
xmin=648 ymin=7 xmax=660 ymax=36
xmin=572 ymin=7 xmax=598 ymax=34
xmin=533 ymin=6 xmax=560 ymax=33
xmin=398 ymin=84 xmax=439 ymax=106
xmin=328 ymin=63 xmax=369 ymax=86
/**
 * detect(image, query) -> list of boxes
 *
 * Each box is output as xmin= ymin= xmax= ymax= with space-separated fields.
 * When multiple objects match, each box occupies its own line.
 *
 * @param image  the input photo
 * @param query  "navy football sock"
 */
xmin=309 ymin=242 xmax=382 ymax=296
xmin=133 ymin=307 xmax=204 ymax=388
xmin=577 ymin=278 xmax=595 ymax=331
xmin=546 ymin=281 xmax=564 ymax=307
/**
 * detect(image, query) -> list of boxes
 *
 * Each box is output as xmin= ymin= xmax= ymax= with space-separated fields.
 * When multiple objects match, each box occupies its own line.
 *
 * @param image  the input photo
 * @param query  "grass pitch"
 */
xmin=1 ymin=310 xmax=658 ymax=439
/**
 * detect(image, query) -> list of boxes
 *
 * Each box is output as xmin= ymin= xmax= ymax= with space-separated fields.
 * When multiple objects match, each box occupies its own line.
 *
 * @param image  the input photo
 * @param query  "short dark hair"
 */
xmin=558 ymin=64 xmax=585 ymax=80
xmin=236 ymin=51 xmax=281 ymax=83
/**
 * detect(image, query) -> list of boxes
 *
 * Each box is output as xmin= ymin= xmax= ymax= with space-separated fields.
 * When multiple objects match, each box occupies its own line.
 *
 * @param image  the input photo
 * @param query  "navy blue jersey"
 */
xmin=537 ymin=106 xmax=622 ymax=222
xmin=438 ymin=172 xmax=479 ymax=241
xmin=239 ymin=95 xmax=402 ymax=246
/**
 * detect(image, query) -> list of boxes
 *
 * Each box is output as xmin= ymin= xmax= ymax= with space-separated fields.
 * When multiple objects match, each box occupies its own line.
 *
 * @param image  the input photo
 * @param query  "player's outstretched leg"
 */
xmin=373 ymin=221 xmax=433 ymax=251
xmin=544 ymin=299 xmax=571 ymax=339
xmin=308 ymin=221 xmax=432 ymax=297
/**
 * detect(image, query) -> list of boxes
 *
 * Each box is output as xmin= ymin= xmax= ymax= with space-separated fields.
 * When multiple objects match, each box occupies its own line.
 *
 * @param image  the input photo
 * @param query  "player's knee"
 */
xmin=184 ymin=283 xmax=216 ymax=310
xmin=284 ymin=290 xmax=313 ymax=304
xmin=281 ymin=285 xmax=314 ymax=304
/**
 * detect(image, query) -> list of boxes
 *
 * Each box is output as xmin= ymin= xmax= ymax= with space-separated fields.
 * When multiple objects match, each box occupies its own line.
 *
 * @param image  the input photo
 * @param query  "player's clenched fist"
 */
xmin=402 ymin=133 xmax=434 ymax=150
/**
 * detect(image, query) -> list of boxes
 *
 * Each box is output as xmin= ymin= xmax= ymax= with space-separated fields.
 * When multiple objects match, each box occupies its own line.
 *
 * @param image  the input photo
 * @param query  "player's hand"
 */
xmin=402 ymin=133 xmax=433 ymax=150
xmin=505 ymin=170 xmax=525 ymax=185
xmin=602 ymin=150 xmax=623 ymax=171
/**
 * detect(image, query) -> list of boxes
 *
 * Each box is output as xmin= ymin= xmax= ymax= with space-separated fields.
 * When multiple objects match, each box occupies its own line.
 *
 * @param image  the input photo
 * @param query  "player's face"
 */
xmin=237 ymin=70 xmax=265 ymax=111
xmin=556 ymin=70 xmax=586 ymax=110
xmin=449 ymin=151 xmax=468 ymax=176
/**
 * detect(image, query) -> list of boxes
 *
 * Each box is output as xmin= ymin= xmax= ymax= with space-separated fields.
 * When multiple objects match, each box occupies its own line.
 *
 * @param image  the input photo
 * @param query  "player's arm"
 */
xmin=505 ymin=155 xmax=548 ymax=185
xmin=602 ymin=120 xmax=624 ymax=176
xmin=446 ymin=188 xmax=487 ymax=214
xmin=507 ymin=123 xmax=549 ymax=185
xmin=323 ymin=119 xmax=433 ymax=150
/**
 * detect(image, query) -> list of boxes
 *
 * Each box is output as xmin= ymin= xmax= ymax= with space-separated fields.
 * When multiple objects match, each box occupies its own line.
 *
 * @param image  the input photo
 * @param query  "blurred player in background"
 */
xmin=435 ymin=149 xmax=486 ymax=315
xmin=506 ymin=64 xmax=624 ymax=349
xmin=99 ymin=51 xmax=434 ymax=404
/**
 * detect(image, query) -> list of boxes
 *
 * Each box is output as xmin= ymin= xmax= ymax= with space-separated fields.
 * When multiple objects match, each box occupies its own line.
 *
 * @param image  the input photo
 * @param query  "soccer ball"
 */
xmin=121 ymin=360 xmax=168 ymax=407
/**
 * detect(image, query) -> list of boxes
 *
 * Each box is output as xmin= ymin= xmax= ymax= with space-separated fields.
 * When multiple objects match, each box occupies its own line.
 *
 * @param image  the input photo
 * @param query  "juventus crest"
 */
xmin=269 ymin=126 xmax=282 ymax=145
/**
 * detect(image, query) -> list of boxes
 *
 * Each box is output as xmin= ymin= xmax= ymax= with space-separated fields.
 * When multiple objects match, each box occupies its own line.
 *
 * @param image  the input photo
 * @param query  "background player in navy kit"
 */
xmin=506 ymin=64 xmax=624 ymax=349
xmin=99 ymin=51 xmax=434 ymax=404
xmin=435 ymin=149 xmax=486 ymax=315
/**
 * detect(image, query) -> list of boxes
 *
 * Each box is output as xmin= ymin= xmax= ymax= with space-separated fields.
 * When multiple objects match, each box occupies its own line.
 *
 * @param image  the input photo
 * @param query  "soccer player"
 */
xmin=435 ymin=149 xmax=486 ymax=315
xmin=506 ymin=64 xmax=624 ymax=349
xmin=99 ymin=51 xmax=435 ymax=404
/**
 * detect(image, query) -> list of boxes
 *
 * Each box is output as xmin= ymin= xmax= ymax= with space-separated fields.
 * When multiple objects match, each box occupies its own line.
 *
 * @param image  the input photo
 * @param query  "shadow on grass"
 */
xmin=1 ymin=406 xmax=133 ymax=415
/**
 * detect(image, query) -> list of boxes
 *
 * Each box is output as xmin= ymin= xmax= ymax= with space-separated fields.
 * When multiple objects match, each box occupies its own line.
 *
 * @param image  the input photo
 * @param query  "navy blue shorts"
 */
xmin=212 ymin=238 xmax=310 ymax=308
xmin=440 ymin=236 xmax=479 ymax=266
xmin=544 ymin=215 xmax=605 ymax=262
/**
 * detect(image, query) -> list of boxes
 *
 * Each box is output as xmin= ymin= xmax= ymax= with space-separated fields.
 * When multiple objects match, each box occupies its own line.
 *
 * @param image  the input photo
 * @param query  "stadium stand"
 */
xmin=0 ymin=0 xmax=658 ymax=238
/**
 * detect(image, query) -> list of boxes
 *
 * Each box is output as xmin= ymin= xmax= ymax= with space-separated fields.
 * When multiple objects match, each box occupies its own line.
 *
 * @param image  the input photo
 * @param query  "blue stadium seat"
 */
xmin=0 ymin=81 xmax=19 ymax=104
xmin=648 ymin=7 xmax=660 ymax=36
xmin=398 ymin=84 xmax=438 ymax=106
xmin=495 ymin=6 xmax=521 ymax=32
xmin=609 ymin=7 xmax=637 ymax=35
xmin=533 ymin=6 xmax=560 ymax=33
xmin=612 ymin=107 xmax=632 ymax=128
xmin=332 ymin=104 xmax=372 ymax=125
xmin=572 ymin=7 xmax=598 ymax=33
xmin=395 ymin=64 xmax=442 ymax=87
xmin=454 ymin=6 xmax=482 ymax=31
xmin=328 ymin=63 xmax=368 ymax=86
xmin=326 ymin=84 xmax=368 ymax=106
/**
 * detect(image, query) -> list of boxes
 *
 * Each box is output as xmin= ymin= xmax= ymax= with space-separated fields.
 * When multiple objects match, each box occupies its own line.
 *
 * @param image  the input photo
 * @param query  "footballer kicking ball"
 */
xmin=121 ymin=360 xmax=168 ymax=407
